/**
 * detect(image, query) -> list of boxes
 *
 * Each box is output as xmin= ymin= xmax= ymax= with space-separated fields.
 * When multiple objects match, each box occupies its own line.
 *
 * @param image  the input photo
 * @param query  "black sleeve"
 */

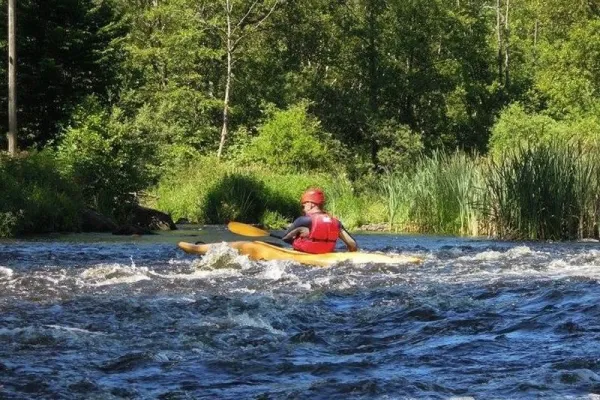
xmin=282 ymin=216 xmax=312 ymax=243
xmin=339 ymin=222 xmax=357 ymax=241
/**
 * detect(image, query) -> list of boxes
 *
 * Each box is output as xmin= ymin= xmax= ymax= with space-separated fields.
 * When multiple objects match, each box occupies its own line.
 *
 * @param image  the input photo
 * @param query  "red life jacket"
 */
xmin=293 ymin=213 xmax=340 ymax=254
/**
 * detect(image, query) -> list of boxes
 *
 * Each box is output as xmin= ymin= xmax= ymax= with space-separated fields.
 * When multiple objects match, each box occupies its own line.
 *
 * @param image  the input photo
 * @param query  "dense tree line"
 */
xmin=2 ymin=0 xmax=599 ymax=159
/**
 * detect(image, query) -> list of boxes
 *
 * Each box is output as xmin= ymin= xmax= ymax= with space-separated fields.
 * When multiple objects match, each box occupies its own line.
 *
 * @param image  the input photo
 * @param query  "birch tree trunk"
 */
xmin=217 ymin=0 xmax=233 ymax=158
xmin=504 ymin=0 xmax=510 ymax=87
xmin=496 ymin=0 xmax=503 ymax=83
xmin=215 ymin=0 xmax=278 ymax=158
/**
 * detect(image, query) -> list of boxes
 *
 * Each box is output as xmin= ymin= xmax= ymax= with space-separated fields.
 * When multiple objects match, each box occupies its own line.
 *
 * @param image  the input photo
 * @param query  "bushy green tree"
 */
xmin=112 ymin=0 xmax=221 ymax=161
xmin=238 ymin=102 xmax=341 ymax=172
xmin=371 ymin=119 xmax=423 ymax=172
xmin=489 ymin=103 xmax=561 ymax=154
xmin=489 ymin=103 xmax=600 ymax=156
xmin=534 ymin=20 xmax=600 ymax=119
xmin=56 ymin=97 xmax=156 ymax=219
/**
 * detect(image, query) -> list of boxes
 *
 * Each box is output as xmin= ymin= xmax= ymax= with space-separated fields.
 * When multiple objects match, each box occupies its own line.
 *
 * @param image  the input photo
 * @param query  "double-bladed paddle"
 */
xmin=227 ymin=221 xmax=283 ymax=239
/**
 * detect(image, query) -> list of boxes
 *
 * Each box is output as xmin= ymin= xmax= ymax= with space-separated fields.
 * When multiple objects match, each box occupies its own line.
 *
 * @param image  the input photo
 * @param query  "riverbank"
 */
xmin=4 ymin=144 xmax=600 ymax=242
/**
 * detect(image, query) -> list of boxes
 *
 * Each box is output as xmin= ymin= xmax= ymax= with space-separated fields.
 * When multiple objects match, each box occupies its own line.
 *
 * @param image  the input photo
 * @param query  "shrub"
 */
xmin=56 ymin=97 xmax=157 ymax=220
xmin=153 ymin=156 xmax=228 ymax=223
xmin=0 ymin=151 xmax=84 ymax=236
xmin=202 ymin=174 xmax=268 ymax=224
xmin=237 ymin=101 xmax=341 ymax=173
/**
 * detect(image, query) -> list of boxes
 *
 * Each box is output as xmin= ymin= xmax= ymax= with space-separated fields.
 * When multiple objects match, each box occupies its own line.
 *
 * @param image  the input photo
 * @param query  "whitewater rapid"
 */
xmin=1 ymin=227 xmax=599 ymax=399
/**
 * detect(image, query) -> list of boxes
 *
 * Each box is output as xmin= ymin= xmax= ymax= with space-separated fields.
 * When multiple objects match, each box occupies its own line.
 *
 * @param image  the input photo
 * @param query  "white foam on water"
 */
xmin=79 ymin=263 xmax=151 ymax=287
xmin=36 ymin=268 xmax=69 ymax=285
xmin=230 ymin=312 xmax=285 ymax=335
xmin=258 ymin=262 xmax=286 ymax=280
xmin=314 ymin=276 xmax=332 ymax=286
xmin=546 ymin=262 xmax=600 ymax=279
xmin=230 ymin=288 xmax=257 ymax=294
xmin=152 ymin=351 xmax=183 ymax=363
xmin=426 ymin=245 xmax=600 ymax=286
xmin=568 ymin=249 xmax=600 ymax=267
xmin=336 ymin=277 xmax=357 ymax=290
xmin=44 ymin=325 xmax=107 ymax=336
xmin=166 ymin=258 xmax=191 ymax=266
xmin=457 ymin=246 xmax=536 ymax=262
xmin=0 ymin=266 xmax=13 ymax=278
xmin=193 ymin=242 xmax=256 ymax=271
xmin=159 ymin=268 xmax=242 ymax=280
xmin=0 ymin=325 xmax=107 ymax=347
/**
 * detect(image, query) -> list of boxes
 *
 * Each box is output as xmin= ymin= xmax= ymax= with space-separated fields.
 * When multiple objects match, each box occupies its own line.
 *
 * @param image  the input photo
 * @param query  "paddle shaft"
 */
xmin=228 ymin=221 xmax=283 ymax=240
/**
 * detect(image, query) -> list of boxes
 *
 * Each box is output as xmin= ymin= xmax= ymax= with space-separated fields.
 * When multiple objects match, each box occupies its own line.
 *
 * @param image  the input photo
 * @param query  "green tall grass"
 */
xmin=574 ymin=149 xmax=600 ymax=238
xmin=381 ymin=150 xmax=483 ymax=235
xmin=484 ymin=143 xmax=599 ymax=240
xmin=381 ymin=172 xmax=412 ymax=231
xmin=153 ymin=145 xmax=600 ymax=240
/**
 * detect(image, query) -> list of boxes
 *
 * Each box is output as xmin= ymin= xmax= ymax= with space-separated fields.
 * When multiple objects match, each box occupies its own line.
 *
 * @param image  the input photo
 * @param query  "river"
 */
xmin=1 ymin=225 xmax=599 ymax=399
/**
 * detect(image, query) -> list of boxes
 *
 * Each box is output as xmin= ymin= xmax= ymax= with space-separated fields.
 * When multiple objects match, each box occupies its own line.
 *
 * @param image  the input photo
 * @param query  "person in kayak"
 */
xmin=281 ymin=188 xmax=358 ymax=254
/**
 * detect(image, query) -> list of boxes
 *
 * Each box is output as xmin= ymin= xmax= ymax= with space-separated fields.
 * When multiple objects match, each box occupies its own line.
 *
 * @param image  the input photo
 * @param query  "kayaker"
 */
xmin=282 ymin=188 xmax=358 ymax=254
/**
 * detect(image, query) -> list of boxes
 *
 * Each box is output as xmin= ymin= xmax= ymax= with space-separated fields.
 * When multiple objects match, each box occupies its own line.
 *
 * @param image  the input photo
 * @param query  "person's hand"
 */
xmin=297 ymin=227 xmax=309 ymax=238
xmin=282 ymin=227 xmax=309 ymax=241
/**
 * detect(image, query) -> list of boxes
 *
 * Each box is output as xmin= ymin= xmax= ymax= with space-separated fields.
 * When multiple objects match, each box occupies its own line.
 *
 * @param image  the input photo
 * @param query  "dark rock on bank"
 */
xmin=81 ymin=208 xmax=117 ymax=232
xmin=80 ymin=205 xmax=176 ymax=235
xmin=358 ymin=223 xmax=389 ymax=232
xmin=126 ymin=205 xmax=177 ymax=231
xmin=112 ymin=224 xmax=156 ymax=235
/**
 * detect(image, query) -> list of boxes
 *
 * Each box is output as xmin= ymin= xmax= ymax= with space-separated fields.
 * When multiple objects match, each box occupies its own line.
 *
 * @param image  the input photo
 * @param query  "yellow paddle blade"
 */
xmin=227 ymin=221 xmax=270 ymax=237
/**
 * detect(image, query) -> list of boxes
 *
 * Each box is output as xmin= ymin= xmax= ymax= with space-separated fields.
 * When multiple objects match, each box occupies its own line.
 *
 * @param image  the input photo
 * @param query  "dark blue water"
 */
xmin=1 ymin=226 xmax=600 ymax=399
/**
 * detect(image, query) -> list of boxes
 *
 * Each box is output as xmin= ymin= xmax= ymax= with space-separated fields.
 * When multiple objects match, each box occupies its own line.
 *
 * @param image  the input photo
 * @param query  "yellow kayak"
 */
xmin=177 ymin=240 xmax=422 ymax=267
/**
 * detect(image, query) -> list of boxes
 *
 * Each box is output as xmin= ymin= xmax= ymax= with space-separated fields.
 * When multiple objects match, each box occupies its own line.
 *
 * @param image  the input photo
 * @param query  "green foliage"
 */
xmin=534 ymin=20 xmax=600 ymax=119
xmin=381 ymin=172 xmax=412 ymax=231
xmin=152 ymin=156 xmax=361 ymax=227
xmin=56 ymin=97 xmax=156 ymax=220
xmin=238 ymin=102 xmax=340 ymax=172
xmin=0 ymin=151 xmax=84 ymax=237
xmin=371 ymin=119 xmax=424 ymax=171
xmin=380 ymin=150 xmax=483 ymax=235
xmin=6 ymin=0 xmax=600 ymax=241
xmin=260 ymin=210 xmax=290 ymax=230
xmin=0 ymin=0 xmax=120 ymax=146
xmin=321 ymin=175 xmax=365 ymax=230
xmin=255 ymin=171 xmax=316 ymax=221
xmin=0 ymin=211 xmax=21 ymax=238
xmin=489 ymin=103 xmax=600 ymax=156
xmin=203 ymin=174 xmax=268 ymax=224
xmin=484 ymin=143 xmax=596 ymax=240
xmin=153 ymin=156 xmax=229 ymax=223
xmin=111 ymin=0 xmax=221 ymax=160
xmin=489 ymin=103 xmax=562 ymax=155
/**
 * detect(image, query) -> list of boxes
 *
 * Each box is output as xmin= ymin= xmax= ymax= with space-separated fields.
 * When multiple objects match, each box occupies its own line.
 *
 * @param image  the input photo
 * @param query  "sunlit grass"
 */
xmin=152 ymin=144 xmax=600 ymax=240
xmin=381 ymin=150 xmax=483 ymax=235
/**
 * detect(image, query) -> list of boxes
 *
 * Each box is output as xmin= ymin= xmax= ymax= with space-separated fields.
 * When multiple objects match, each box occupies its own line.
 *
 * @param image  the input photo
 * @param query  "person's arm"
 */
xmin=339 ymin=225 xmax=358 ymax=252
xmin=282 ymin=216 xmax=312 ymax=244
xmin=282 ymin=227 xmax=309 ymax=243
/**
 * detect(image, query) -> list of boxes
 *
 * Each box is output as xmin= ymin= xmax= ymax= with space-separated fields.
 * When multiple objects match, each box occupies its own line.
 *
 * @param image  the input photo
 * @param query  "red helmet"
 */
xmin=301 ymin=188 xmax=325 ymax=205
